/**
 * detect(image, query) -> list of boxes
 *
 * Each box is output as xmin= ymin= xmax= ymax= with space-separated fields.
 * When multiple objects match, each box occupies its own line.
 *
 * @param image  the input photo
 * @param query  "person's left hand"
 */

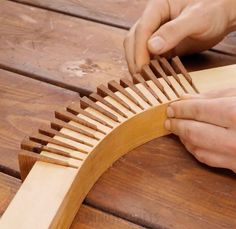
xmin=164 ymin=88 xmax=236 ymax=172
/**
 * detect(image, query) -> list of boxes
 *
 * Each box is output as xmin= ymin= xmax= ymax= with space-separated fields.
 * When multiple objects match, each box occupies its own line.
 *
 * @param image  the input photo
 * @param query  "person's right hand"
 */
xmin=124 ymin=0 xmax=236 ymax=74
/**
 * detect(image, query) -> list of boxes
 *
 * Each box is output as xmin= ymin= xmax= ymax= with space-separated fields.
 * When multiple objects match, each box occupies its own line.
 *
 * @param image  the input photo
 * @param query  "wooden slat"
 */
xmin=0 ymin=172 xmax=141 ymax=228
xmin=86 ymin=136 xmax=236 ymax=229
xmin=13 ymin=0 xmax=147 ymax=29
xmin=0 ymin=69 xmax=79 ymax=177
xmin=0 ymin=0 xmax=130 ymax=95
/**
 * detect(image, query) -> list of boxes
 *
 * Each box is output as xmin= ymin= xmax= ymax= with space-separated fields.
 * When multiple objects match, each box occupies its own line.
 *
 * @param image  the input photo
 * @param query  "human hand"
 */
xmin=124 ymin=0 xmax=236 ymax=74
xmin=164 ymin=88 xmax=236 ymax=172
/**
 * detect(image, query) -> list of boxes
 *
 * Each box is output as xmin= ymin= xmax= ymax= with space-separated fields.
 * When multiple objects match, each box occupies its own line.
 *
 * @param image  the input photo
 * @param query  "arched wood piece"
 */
xmin=1 ymin=62 xmax=236 ymax=229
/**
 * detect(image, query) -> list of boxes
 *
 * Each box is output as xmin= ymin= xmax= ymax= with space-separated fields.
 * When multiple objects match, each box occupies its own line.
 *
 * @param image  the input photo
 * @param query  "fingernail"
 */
xmin=166 ymin=106 xmax=174 ymax=118
xmin=148 ymin=36 xmax=165 ymax=53
xmin=165 ymin=119 xmax=171 ymax=131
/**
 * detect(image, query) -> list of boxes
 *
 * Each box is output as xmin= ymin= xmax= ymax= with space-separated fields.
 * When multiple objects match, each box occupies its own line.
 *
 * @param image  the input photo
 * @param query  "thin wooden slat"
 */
xmin=108 ymin=80 xmax=144 ymax=110
xmin=132 ymin=74 xmax=161 ymax=103
xmin=67 ymin=102 xmax=113 ymax=130
xmin=51 ymin=119 xmax=100 ymax=141
xmin=97 ymin=85 xmax=136 ymax=114
xmin=150 ymin=59 xmax=181 ymax=97
xmin=38 ymin=125 xmax=94 ymax=147
xmin=55 ymin=109 xmax=99 ymax=132
xmin=120 ymin=78 xmax=152 ymax=106
xmin=172 ymin=56 xmax=199 ymax=93
xmin=90 ymin=93 xmax=128 ymax=118
xmin=29 ymin=133 xmax=89 ymax=153
xmin=80 ymin=97 xmax=120 ymax=123
xmin=157 ymin=57 xmax=189 ymax=93
xmin=21 ymin=138 xmax=82 ymax=160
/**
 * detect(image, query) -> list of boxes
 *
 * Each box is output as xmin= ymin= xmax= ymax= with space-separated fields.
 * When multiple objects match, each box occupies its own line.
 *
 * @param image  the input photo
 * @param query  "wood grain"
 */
xmin=11 ymin=0 xmax=147 ymax=29
xmin=71 ymin=205 xmax=143 ymax=229
xmin=0 ymin=172 xmax=141 ymax=228
xmin=0 ymin=0 xmax=130 ymax=95
xmin=86 ymin=136 xmax=236 ymax=229
xmin=0 ymin=69 xmax=79 ymax=177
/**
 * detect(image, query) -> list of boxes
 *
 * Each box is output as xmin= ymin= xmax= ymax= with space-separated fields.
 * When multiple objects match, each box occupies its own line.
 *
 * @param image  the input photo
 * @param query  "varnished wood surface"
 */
xmin=0 ymin=172 xmax=140 ymax=229
xmin=0 ymin=69 xmax=79 ymax=177
xmin=11 ymin=0 xmax=146 ymax=29
xmin=0 ymin=0 xmax=129 ymax=95
xmin=1 ymin=1 xmax=236 ymax=97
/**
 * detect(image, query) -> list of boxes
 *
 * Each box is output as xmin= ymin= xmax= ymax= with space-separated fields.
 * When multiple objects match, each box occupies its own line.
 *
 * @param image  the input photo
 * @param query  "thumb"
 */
xmin=148 ymin=13 xmax=205 ymax=55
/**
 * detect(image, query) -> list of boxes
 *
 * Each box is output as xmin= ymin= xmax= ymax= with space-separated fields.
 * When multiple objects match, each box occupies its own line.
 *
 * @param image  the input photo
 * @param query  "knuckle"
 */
xmin=194 ymin=151 xmax=207 ymax=164
xmin=135 ymin=21 xmax=151 ymax=37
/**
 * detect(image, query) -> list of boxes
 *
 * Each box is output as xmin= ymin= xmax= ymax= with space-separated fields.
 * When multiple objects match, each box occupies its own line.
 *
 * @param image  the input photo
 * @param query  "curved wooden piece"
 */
xmin=1 ymin=60 xmax=236 ymax=229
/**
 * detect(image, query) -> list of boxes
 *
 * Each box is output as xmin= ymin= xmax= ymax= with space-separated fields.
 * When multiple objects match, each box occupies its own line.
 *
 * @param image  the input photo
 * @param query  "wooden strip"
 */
xmin=150 ymin=60 xmax=180 ymax=97
xmin=97 ymin=85 xmax=136 ymax=113
xmin=171 ymin=56 xmax=199 ymax=93
xmin=51 ymin=119 xmax=100 ymax=141
xmin=38 ymin=125 xmax=94 ymax=147
xmin=108 ymin=80 xmax=144 ymax=110
xmin=21 ymin=138 xmax=82 ymax=160
xmin=157 ymin=57 xmax=188 ymax=93
xmin=120 ymin=77 xmax=152 ymax=106
xmin=67 ymin=102 xmax=113 ymax=129
xmin=132 ymin=74 xmax=161 ymax=103
xmin=55 ymin=109 xmax=99 ymax=131
xmin=80 ymin=97 xmax=120 ymax=123
xmin=90 ymin=93 xmax=128 ymax=118
xmin=29 ymin=133 xmax=89 ymax=153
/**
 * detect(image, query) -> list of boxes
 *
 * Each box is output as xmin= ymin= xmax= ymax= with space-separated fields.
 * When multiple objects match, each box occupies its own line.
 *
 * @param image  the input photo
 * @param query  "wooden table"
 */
xmin=0 ymin=1 xmax=236 ymax=228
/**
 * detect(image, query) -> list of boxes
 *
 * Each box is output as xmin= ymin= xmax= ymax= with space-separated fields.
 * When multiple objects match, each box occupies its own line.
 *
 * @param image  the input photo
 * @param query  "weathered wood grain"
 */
xmin=71 ymin=205 xmax=144 ymax=229
xmin=86 ymin=136 xmax=236 ymax=229
xmin=0 ymin=172 xmax=140 ymax=229
xmin=0 ymin=173 xmax=20 ymax=216
xmin=11 ymin=0 xmax=146 ymax=29
xmin=0 ymin=0 xmax=129 ymax=95
xmin=0 ymin=69 xmax=79 ymax=177
xmin=2 ymin=1 xmax=235 ymax=96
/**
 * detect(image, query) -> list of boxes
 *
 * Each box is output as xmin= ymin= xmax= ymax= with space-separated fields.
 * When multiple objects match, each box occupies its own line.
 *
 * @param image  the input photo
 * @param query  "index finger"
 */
xmin=134 ymin=0 xmax=170 ymax=72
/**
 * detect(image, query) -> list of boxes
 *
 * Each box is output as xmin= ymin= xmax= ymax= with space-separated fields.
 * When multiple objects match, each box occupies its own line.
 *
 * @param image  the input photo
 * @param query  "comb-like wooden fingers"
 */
xmin=150 ymin=60 xmax=181 ymax=97
xmin=108 ymin=80 xmax=144 ymax=110
xmin=171 ymin=56 xmax=199 ymax=93
xmin=80 ymin=96 xmax=120 ymax=123
xmin=159 ymin=57 xmax=189 ymax=93
xmin=89 ymin=93 xmax=128 ymax=118
xmin=133 ymin=73 xmax=161 ymax=104
xmin=51 ymin=119 xmax=100 ymax=141
xmin=141 ymin=64 xmax=172 ymax=100
xmin=67 ymin=102 xmax=114 ymax=129
xmin=120 ymin=77 xmax=152 ymax=106
xmin=97 ymin=84 xmax=136 ymax=114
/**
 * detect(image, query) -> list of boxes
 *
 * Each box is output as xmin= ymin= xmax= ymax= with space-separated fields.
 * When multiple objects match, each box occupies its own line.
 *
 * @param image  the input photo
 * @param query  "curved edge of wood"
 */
xmin=52 ymin=102 xmax=170 ymax=228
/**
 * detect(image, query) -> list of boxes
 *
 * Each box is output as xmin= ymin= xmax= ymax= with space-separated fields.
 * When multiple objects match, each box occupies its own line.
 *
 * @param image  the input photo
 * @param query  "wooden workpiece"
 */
xmin=1 ymin=57 xmax=236 ymax=228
